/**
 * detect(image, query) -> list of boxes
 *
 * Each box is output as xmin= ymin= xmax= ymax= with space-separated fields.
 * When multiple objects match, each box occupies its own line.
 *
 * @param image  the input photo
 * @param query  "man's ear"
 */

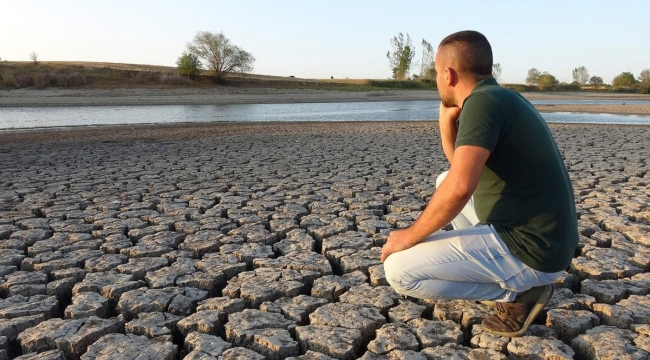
xmin=445 ymin=67 xmax=458 ymax=86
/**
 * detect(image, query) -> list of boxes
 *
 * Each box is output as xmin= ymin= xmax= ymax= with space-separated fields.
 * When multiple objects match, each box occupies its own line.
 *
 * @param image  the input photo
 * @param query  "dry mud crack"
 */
xmin=1 ymin=122 xmax=650 ymax=359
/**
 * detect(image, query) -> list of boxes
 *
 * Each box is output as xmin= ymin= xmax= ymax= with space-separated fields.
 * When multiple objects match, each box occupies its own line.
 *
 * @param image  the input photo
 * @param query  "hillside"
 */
xmin=0 ymin=61 xmax=432 ymax=91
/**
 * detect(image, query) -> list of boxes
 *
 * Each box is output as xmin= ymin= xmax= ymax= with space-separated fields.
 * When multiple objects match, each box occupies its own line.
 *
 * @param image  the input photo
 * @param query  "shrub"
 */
xmin=502 ymin=84 xmax=538 ymax=92
xmin=1 ymin=71 xmax=88 ymax=89
xmin=367 ymin=79 xmax=431 ymax=89
xmin=159 ymin=73 xmax=192 ymax=85
xmin=552 ymin=84 xmax=581 ymax=92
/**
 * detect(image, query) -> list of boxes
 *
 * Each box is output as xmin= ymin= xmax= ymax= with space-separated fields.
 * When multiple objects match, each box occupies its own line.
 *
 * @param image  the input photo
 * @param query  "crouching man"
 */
xmin=381 ymin=30 xmax=578 ymax=337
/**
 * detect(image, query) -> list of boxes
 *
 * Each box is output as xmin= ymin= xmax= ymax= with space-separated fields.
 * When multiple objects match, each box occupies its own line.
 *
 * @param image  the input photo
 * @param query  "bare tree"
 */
xmin=572 ymin=66 xmax=589 ymax=85
xmin=492 ymin=63 xmax=502 ymax=82
xmin=639 ymin=69 xmax=650 ymax=84
xmin=419 ymin=39 xmax=435 ymax=79
xmin=186 ymin=31 xmax=255 ymax=81
xmin=29 ymin=52 xmax=39 ymax=65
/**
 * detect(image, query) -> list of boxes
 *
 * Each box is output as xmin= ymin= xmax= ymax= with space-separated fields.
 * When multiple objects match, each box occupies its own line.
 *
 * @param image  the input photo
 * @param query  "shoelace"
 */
xmin=495 ymin=302 xmax=511 ymax=321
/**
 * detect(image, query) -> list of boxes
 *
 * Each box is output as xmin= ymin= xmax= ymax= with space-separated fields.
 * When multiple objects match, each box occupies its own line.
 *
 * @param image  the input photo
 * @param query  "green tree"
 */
xmin=639 ymin=69 xmax=650 ymax=84
xmin=492 ymin=63 xmax=502 ymax=83
xmin=589 ymin=76 xmax=604 ymax=86
xmin=537 ymin=72 xmax=558 ymax=88
xmin=419 ymin=39 xmax=435 ymax=80
xmin=612 ymin=72 xmax=637 ymax=86
xmin=526 ymin=68 xmax=540 ymax=85
xmin=572 ymin=66 xmax=589 ymax=85
xmin=176 ymin=52 xmax=202 ymax=77
xmin=186 ymin=31 xmax=255 ymax=81
xmin=387 ymin=32 xmax=415 ymax=80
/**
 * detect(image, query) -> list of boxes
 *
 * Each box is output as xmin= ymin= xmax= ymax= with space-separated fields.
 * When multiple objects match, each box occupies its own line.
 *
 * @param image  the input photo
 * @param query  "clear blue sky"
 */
xmin=2 ymin=0 xmax=648 ymax=84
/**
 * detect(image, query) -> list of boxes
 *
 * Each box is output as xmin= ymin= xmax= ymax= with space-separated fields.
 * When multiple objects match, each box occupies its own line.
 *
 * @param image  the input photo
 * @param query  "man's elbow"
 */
xmin=447 ymin=181 xmax=475 ymax=204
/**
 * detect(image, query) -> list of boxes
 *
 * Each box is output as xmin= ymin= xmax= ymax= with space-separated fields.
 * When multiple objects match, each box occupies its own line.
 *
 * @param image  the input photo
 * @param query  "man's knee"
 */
xmin=436 ymin=171 xmax=449 ymax=189
xmin=383 ymin=255 xmax=409 ymax=294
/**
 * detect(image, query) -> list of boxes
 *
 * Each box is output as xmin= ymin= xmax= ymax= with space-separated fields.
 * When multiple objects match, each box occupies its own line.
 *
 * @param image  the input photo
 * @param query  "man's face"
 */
xmin=435 ymin=50 xmax=455 ymax=107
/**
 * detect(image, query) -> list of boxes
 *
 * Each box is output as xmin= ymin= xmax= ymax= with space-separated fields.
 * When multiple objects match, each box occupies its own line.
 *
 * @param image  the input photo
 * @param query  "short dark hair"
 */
xmin=439 ymin=30 xmax=493 ymax=77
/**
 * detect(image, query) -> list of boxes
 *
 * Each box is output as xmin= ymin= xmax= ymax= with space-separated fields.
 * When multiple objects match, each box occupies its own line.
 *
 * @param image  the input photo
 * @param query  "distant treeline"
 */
xmin=0 ymin=61 xmax=647 ymax=93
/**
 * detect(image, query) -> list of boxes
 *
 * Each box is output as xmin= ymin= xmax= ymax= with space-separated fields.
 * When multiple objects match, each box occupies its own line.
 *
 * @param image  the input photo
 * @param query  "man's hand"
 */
xmin=439 ymin=102 xmax=461 ymax=125
xmin=439 ymin=102 xmax=461 ymax=163
xmin=381 ymin=228 xmax=415 ymax=262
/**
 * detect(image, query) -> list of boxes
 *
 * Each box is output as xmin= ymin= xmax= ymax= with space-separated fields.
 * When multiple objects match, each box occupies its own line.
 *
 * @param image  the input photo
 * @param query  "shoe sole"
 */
xmin=485 ymin=284 xmax=554 ymax=337
xmin=478 ymin=300 xmax=497 ymax=307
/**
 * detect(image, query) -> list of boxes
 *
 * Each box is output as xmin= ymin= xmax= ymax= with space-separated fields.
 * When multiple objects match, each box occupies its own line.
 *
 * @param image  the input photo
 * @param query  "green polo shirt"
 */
xmin=455 ymin=78 xmax=578 ymax=272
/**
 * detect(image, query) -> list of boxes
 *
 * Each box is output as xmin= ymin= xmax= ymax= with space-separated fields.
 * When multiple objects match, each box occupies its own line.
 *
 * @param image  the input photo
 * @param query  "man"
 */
xmin=381 ymin=30 xmax=578 ymax=337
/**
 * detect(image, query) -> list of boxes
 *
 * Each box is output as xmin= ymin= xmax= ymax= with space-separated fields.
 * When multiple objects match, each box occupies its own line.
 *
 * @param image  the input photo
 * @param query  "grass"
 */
xmin=0 ymin=61 xmax=198 ymax=89
xmin=0 ymin=61 xmax=437 ymax=91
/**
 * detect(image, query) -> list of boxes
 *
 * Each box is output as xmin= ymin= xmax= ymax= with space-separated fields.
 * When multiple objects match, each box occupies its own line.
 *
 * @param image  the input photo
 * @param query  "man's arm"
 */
xmin=439 ymin=102 xmax=461 ymax=164
xmin=381 ymin=145 xmax=490 ymax=262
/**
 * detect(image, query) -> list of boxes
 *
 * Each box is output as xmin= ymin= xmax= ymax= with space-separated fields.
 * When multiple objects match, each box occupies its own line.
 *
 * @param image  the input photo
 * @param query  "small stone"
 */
xmin=177 ymin=310 xmax=226 ymax=337
xmin=115 ymin=257 xmax=169 ymax=280
xmin=13 ymin=349 xmax=66 ymax=360
xmin=219 ymin=347 xmax=265 ymax=360
xmin=18 ymin=316 xmax=123 ymax=359
xmin=253 ymin=252 xmax=332 ymax=277
xmin=311 ymin=271 xmax=368 ymax=301
xmin=64 ymin=292 xmax=110 ymax=319
xmin=366 ymin=323 xmax=419 ymax=355
xmin=225 ymin=309 xmax=296 ymax=347
xmin=407 ymin=318 xmax=463 ymax=348
xmin=339 ymin=284 xmax=399 ymax=316
xmin=0 ymin=295 xmax=58 ymax=320
xmin=546 ymin=309 xmax=600 ymax=343
xmin=294 ymin=325 xmax=362 ymax=360
xmin=388 ymin=299 xmax=427 ymax=324
xmin=571 ymin=325 xmax=647 ymax=360
xmin=368 ymin=264 xmax=388 ymax=286
xmin=507 ymin=336 xmax=575 ymax=360
xmin=85 ymin=254 xmax=128 ymax=272
xmin=80 ymin=333 xmax=178 ymax=360
xmin=222 ymin=268 xmax=309 ymax=308
xmin=184 ymin=332 xmax=232 ymax=357
xmin=469 ymin=324 xmax=509 ymax=352
xmin=259 ymin=295 xmax=328 ymax=325
xmin=125 ymin=312 xmax=183 ymax=339
xmin=72 ymin=270 xmax=145 ymax=303
xmin=309 ymin=302 xmax=385 ymax=346
xmin=196 ymin=297 xmax=246 ymax=315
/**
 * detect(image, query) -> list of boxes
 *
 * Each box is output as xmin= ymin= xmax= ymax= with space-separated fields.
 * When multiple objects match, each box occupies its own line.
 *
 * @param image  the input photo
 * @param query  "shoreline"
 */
xmin=1 ymin=87 xmax=650 ymax=116
xmin=1 ymin=120 xmax=648 ymax=145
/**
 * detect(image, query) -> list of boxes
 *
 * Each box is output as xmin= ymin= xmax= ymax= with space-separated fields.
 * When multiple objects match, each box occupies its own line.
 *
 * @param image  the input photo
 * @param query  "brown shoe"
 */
xmin=481 ymin=284 xmax=553 ymax=337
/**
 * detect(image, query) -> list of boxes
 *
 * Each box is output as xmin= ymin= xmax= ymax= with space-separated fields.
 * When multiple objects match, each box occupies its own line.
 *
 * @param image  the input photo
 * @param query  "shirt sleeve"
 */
xmin=455 ymin=92 xmax=505 ymax=152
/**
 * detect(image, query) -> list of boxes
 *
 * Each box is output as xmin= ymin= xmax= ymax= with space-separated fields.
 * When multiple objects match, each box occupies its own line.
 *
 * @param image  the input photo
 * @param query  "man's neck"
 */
xmin=455 ymin=76 xmax=493 ymax=108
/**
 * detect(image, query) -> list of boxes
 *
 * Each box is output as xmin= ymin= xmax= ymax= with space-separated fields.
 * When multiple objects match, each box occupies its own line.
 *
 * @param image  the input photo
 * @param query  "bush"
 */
xmin=552 ymin=84 xmax=581 ymax=92
xmin=159 ymin=73 xmax=192 ymax=86
xmin=502 ymin=84 xmax=538 ymax=92
xmin=367 ymin=79 xmax=431 ymax=89
xmin=1 ymin=71 xmax=88 ymax=89
xmin=611 ymin=86 xmax=637 ymax=93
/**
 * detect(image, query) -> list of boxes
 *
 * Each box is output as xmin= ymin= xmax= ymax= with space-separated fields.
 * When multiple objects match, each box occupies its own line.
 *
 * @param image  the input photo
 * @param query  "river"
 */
xmin=1 ymin=100 xmax=649 ymax=130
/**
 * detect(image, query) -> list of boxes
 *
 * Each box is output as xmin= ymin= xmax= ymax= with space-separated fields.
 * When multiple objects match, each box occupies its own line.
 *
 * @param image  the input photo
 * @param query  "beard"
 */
xmin=440 ymin=93 xmax=456 ymax=108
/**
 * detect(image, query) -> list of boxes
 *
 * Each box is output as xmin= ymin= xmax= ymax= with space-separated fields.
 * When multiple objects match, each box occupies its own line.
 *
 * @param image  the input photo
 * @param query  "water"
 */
xmin=1 ymin=100 xmax=649 ymax=130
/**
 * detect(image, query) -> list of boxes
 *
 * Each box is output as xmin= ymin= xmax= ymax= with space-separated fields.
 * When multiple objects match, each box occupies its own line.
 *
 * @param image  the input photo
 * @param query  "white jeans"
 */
xmin=383 ymin=172 xmax=563 ymax=302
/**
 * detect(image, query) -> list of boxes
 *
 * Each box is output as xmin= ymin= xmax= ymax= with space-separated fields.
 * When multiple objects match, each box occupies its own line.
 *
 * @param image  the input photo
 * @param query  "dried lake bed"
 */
xmin=1 ymin=121 xmax=649 ymax=359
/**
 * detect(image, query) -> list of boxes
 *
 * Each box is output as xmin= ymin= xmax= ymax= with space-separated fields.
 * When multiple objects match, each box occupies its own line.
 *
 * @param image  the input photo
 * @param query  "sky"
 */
xmin=1 ymin=0 xmax=649 ymax=84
